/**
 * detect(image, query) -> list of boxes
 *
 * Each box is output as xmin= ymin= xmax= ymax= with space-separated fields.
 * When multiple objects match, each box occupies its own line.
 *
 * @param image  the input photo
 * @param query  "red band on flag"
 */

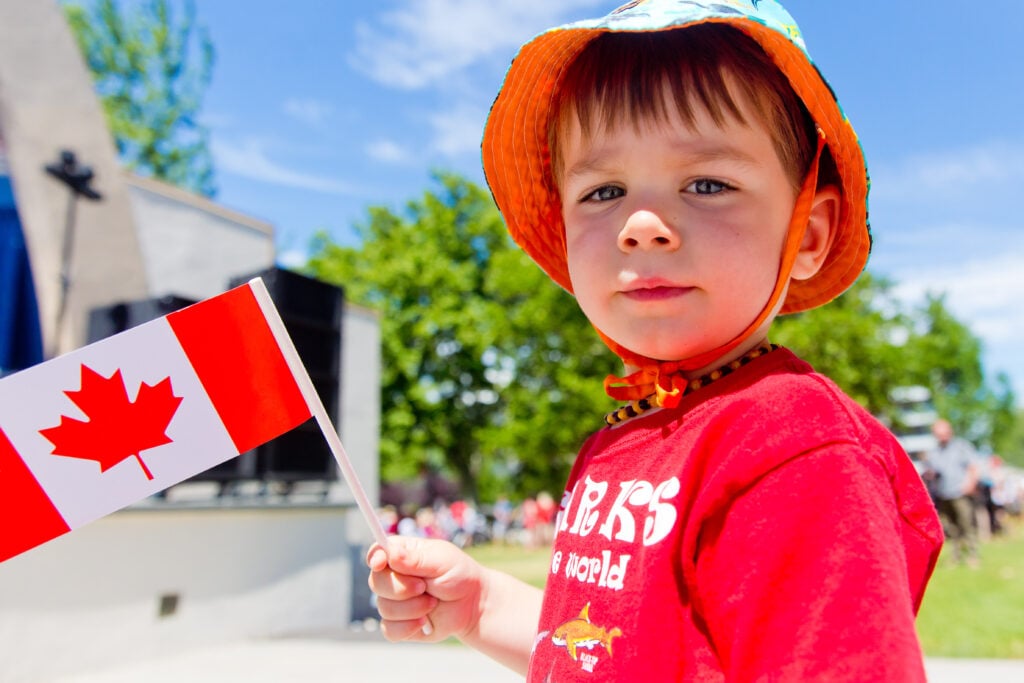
xmin=0 ymin=427 xmax=71 ymax=562
xmin=167 ymin=284 xmax=311 ymax=454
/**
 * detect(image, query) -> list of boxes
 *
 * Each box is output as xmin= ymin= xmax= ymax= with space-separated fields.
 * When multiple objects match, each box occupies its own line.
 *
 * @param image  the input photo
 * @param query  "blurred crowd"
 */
xmin=376 ymin=491 xmax=558 ymax=549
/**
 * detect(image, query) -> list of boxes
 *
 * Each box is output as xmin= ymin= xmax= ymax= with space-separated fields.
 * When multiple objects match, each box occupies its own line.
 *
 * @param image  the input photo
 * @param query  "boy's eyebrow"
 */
xmin=686 ymin=143 xmax=761 ymax=165
xmin=563 ymin=139 xmax=762 ymax=181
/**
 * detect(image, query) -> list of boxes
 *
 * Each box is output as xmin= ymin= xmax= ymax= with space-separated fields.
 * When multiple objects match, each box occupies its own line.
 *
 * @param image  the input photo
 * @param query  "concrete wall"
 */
xmin=338 ymin=304 xmax=383 ymax=532
xmin=0 ymin=502 xmax=358 ymax=612
xmin=124 ymin=174 xmax=275 ymax=301
xmin=0 ymin=502 xmax=372 ymax=681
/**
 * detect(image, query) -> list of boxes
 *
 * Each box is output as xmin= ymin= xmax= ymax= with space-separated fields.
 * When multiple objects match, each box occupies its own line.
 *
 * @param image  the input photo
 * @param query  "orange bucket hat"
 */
xmin=482 ymin=0 xmax=870 ymax=317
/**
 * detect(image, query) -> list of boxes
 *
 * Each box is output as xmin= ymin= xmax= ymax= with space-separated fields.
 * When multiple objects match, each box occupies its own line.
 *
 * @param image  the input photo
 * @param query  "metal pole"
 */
xmin=43 ymin=149 xmax=102 ymax=358
xmin=49 ymin=189 xmax=78 ymax=359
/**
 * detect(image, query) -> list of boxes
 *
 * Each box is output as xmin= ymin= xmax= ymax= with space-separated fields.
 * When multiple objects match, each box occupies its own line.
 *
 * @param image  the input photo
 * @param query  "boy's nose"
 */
xmin=618 ymin=210 xmax=680 ymax=252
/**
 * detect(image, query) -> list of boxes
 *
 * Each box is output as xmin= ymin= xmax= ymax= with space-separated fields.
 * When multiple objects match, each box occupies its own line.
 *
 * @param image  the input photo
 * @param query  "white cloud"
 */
xmin=429 ymin=104 xmax=487 ymax=157
xmin=350 ymin=0 xmax=603 ymax=90
xmin=282 ymin=98 xmax=334 ymax=127
xmin=869 ymin=218 xmax=1022 ymax=279
xmin=895 ymin=250 xmax=1024 ymax=344
xmin=348 ymin=2 xmax=604 ymax=168
xmin=893 ymin=249 xmax=1024 ymax=395
xmin=211 ymin=138 xmax=359 ymax=195
xmin=871 ymin=140 xmax=1024 ymax=202
xmin=366 ymin=139 xmax=413 ymax=164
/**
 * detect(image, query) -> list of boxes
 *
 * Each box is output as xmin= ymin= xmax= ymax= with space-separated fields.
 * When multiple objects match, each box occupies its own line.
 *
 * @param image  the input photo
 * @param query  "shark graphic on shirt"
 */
xmin=551 ymin=603 xmax=623 ymax=661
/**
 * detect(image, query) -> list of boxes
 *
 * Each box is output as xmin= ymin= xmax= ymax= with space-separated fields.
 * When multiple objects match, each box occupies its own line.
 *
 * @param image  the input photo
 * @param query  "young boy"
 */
xmin=368 ymin=1 xmax=944 ymax=680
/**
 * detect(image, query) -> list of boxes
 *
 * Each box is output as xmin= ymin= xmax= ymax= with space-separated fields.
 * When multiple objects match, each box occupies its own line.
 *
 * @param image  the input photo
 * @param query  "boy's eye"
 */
xmin=686 ymin=179 xmax=731 ymax=195
xmin=582 ymin=185 xmax=625 ymax=202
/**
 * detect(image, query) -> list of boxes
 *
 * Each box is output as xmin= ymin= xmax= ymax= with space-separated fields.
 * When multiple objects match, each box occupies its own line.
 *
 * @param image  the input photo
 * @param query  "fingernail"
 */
xmin=420 ymin=617 xmax=434 ymax=636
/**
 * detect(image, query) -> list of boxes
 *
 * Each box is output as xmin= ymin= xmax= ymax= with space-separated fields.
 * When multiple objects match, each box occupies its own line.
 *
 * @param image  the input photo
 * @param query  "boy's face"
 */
xmin=558 ymin=96 xmax=798 ymax=368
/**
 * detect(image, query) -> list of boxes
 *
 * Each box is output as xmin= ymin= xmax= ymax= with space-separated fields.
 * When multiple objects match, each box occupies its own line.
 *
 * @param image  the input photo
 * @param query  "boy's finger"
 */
xmin=375 ymin=593 xmax=439 ymax=623
xmin=379 ymin=617 xmax=440 ymax=643
xmin=365 ymin=542 xmax=388 ymax=572
xmin=368 ymin=565 xmax=427 ymax=600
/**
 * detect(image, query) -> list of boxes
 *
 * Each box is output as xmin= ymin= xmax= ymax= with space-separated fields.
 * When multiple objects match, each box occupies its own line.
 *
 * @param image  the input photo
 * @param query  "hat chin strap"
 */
xmin=601 ymin=130 xmax=825 ymax=408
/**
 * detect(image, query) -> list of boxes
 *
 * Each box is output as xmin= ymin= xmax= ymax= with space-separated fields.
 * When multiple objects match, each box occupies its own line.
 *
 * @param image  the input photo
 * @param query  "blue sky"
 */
xmin=189 ymin=0 xmax=1024 ymax=401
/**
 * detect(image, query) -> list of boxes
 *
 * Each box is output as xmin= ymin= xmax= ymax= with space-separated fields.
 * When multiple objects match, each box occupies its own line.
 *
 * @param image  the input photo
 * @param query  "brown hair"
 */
xmin=548 ymin=23 xmax=827 ymax=191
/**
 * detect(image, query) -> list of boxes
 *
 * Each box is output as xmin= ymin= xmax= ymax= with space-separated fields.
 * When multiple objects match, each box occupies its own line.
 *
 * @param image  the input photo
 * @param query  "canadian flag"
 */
xmin=0 ymin=280 xmax=313 ymax=562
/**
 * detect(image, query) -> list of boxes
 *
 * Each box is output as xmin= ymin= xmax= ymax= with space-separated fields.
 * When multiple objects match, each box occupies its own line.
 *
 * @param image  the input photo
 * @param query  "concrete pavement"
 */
xmin=37 ymin=634 xmax=1024 ymax=682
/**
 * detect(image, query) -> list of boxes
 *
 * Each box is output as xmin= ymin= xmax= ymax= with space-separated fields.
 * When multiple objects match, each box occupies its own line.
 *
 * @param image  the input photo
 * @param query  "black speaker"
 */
xmin=87 ymin=294 xmax=198 ymax=342
xmin=229 ymin=267 xmax=344 ymax=482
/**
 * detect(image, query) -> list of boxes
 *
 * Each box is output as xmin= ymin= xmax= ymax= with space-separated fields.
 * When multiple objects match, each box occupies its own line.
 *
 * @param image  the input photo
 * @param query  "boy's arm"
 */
xmin=467 ymin=565 xmax=545 ymax=672
xmin=693 ymin=445 xmax=930 ymax=681
xmin=368 ymin=536 xmax=542 ymax=675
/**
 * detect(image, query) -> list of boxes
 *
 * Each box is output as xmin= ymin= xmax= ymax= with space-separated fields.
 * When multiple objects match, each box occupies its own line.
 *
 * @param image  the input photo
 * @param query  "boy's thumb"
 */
xmin=380 ymin=536 xmax=463 ymax=579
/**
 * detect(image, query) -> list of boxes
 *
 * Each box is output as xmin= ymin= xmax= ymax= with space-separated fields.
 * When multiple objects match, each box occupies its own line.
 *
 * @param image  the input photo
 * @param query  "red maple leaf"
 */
xmin=39 ymin=365 xmax=183 ymax=480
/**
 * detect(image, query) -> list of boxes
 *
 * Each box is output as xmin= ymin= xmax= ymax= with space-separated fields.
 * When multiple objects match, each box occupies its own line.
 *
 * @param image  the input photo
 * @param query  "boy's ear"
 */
xmin=791 ymin=185 xmax=840 ymax=281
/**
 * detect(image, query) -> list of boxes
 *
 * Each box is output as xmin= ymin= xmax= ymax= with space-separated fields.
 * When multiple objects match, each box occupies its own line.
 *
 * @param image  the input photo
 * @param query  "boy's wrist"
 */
xmin=460 ymin=565 xmax=543 ymax=675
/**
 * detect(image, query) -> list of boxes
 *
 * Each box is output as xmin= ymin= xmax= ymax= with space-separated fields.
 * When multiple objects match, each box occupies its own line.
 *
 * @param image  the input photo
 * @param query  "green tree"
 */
xmin=480 ymin=246 xmax=618 ymax=499
xmin=306 ymin=173 xmax=617 ymax=502
xmin=993 ymin=408 xmax=1024 ymax=467
xmin=63 ymin=0 xmax=216 ymax=196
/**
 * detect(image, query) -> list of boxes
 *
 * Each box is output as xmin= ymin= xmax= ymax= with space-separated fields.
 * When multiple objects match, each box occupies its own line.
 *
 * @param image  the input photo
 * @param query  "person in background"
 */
xmin=925 ymin=418 xmax=981 ymax=567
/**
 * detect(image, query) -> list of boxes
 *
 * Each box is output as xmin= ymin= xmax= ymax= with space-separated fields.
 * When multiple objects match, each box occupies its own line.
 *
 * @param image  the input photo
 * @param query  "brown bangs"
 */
xmin=549 ymin=23 xmax=818 ymax=189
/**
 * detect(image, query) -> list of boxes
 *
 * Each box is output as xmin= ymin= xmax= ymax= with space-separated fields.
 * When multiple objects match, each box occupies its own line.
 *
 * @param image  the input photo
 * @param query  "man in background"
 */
xmin=925 ymin=419 xmax=981 ymax=567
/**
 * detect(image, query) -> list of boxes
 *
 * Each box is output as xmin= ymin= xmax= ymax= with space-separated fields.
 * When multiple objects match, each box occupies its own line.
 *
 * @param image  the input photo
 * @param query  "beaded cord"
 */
xmin=603 ymin=343 xmax=779 ymax=426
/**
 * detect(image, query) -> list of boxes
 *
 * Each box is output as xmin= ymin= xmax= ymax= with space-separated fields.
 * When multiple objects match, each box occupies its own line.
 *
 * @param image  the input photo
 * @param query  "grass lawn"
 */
xmin=917 ymin=518 xmax=1024 ymax=658
xmin=465 ymin=543 xmax=552 ymax=589
xmin=467 ymin=519 xmax=1024 ymax=659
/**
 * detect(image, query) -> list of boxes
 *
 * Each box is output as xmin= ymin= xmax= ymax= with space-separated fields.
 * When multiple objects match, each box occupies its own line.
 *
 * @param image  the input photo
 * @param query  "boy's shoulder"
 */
xmin=689 ymin=348 xmax=903 ymax=473
xmin=707 ymin=348 xmax=878 ymax=432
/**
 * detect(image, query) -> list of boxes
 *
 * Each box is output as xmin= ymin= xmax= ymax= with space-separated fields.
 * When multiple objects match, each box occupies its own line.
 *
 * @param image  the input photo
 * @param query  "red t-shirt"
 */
xmin=526 ymin=349 xmax=942 ymax=682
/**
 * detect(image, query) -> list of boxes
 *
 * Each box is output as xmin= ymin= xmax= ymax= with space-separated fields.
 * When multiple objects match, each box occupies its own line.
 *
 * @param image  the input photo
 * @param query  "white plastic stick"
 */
xmin=250 ymin=278 xmax=434 ymax=636
xmin=249 ymin=278 xmax=388 ymax=547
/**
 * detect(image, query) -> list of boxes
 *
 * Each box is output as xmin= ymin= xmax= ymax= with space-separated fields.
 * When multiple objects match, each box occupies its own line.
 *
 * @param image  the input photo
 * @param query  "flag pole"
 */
xmin=249 ymin=277 xmax=434 ymax=636
xmin=247 ymin=277 xmax=388 ymax=548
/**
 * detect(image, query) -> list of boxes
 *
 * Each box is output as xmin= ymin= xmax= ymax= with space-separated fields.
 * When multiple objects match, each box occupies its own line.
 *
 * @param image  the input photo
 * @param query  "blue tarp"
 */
xmin=0 ymin=173 xmax=44 ymax=375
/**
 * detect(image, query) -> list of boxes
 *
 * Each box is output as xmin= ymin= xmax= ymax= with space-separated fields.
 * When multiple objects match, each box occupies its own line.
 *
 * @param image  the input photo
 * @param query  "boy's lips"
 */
xmin=620 ymin=278 xmax=694 ymax=301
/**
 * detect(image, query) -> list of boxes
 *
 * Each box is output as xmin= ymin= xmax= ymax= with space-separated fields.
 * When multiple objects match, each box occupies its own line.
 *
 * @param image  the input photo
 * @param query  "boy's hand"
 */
xmin=367 ymin=536 xmax=484 ymax=643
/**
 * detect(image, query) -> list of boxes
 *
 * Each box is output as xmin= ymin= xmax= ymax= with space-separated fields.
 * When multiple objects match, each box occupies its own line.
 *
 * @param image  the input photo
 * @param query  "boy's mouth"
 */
xmin=622 ymin=286 xmax=692 ymax=301
xmin=621 ymin=279 xmax=694 ymax=301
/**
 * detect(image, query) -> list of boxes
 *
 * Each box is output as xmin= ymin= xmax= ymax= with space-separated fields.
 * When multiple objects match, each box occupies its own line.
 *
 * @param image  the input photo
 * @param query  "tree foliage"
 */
xmin=63 ymin=0 xmax=216 ymax=196
xmin=481 ymin=244 xmax=619 ymax=499
xmin=306 ymin=173 xmax=617 ymax=502
xmin=994 ymin=408 xmax=1024 ymax=468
